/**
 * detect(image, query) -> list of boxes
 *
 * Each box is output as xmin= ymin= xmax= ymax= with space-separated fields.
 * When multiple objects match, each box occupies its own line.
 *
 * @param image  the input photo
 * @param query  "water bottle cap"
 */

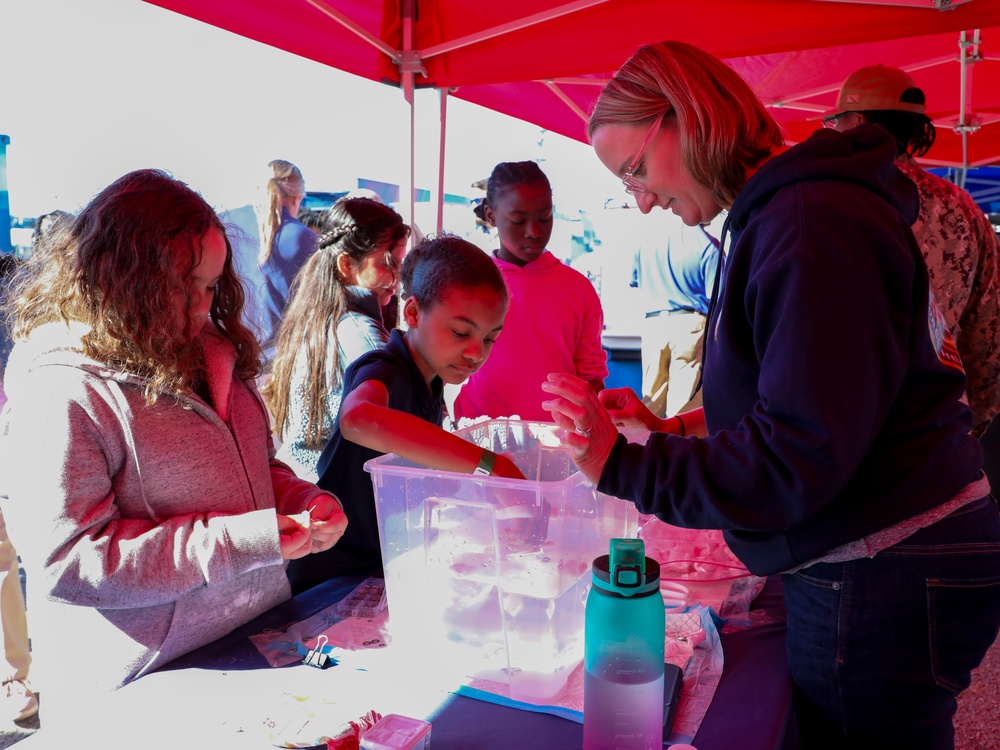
xmin=591 ymin=538 xmax=660 ymax=597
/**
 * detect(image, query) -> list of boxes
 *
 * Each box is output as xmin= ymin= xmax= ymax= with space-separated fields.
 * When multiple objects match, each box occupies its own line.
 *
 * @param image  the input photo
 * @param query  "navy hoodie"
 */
xmin=599 ymin=124 xmax=982 ymax=576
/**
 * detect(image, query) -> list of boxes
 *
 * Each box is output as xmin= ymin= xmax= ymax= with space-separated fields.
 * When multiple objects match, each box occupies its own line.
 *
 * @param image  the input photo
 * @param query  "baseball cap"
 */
xmin=820 ymin=64 xmax=926 ymax=118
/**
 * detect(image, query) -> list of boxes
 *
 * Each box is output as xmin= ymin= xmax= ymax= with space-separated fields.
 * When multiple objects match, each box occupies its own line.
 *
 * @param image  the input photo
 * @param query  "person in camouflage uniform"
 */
xmin=824 ymin=65 xmax=1000 ymax=437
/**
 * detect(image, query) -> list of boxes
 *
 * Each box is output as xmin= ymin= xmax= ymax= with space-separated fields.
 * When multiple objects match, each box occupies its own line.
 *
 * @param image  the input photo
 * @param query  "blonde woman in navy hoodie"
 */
xmin=543 ymin=41 xmax=1000 ymax=750
xmin=0 ymin=170 xmax=347 ymax=724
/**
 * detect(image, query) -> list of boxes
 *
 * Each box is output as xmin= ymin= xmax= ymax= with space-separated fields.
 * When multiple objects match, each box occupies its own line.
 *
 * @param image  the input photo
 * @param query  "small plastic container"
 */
xmin=360 ymin=713 xmax=431 ymax=750
xmin=365 ymin=419 xmax=639 ymax=702
xmin=336 ymin=577 xmax=388 ymax=619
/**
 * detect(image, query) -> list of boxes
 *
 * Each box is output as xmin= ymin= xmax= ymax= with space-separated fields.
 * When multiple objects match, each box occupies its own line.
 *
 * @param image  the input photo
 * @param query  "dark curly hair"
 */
xmin=859 ymin=87 xmax=937 ymax=158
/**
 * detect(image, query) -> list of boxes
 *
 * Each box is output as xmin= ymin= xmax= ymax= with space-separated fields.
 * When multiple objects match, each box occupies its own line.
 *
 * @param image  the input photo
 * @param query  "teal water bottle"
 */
xmin=583 ymin=538 xmax=665 ymax=750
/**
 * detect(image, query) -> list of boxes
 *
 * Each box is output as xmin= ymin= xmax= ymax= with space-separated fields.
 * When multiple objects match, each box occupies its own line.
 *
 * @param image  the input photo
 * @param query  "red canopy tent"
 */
xmin=730 ymin=27 xmax=1000 ymax=170
xmin=145 ymin=0 xmax=1000 ymax=221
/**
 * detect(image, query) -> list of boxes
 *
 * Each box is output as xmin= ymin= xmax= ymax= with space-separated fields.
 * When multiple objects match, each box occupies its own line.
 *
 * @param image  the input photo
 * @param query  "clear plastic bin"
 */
xmin=365 ymin=419 xmax=639 ymax=702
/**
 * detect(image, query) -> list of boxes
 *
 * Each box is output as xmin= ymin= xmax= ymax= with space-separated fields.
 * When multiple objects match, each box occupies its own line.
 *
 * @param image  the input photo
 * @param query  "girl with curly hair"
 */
xmin=0 ymin=169 xmax=347 ymax=720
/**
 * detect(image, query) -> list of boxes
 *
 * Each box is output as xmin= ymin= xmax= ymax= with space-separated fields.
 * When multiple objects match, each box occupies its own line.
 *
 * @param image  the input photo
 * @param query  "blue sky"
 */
xmin=1 ymin=0 xmax=623 ymax=226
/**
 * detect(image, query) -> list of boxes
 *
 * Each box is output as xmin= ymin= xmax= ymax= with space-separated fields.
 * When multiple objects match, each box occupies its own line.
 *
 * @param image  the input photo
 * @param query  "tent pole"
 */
xmin=304 ymin=0 xmax=399 ymax=61
xmin=395 ymin=0 xmax=424 ymax=332
xmin=958 ymin=30 xmax=970 ymax=184
xmin=437 ymin=89 xmax=448 ymax=234
xmin=420 ymin=0 xmax=610 ymax=60
xmin=408 ymin=91 xmax=416 ymax=234
xmin=955 ymin=28 xmax=983 ymax=186
xmin=401 ymin=0 xmax=417 ymax=233
xmin=543 ymin=81 xmax=589 ymax=122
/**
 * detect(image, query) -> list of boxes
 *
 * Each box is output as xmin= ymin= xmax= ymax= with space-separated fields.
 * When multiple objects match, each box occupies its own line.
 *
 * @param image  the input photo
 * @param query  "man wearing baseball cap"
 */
xmin=824 ymin=65 xmax=1000 ymax=438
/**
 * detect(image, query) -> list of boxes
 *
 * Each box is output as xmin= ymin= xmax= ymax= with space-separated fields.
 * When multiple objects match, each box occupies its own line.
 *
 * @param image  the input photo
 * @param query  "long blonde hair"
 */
xmin=258 ymin=159 xmax=305 ymax=265
xmin=588 ymin=41 xmax=784 ymax=207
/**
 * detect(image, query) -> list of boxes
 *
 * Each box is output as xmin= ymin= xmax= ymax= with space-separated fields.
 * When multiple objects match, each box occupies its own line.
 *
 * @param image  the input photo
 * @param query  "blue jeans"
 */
xmin=781 ymin=495 xmax=1000 ymax=750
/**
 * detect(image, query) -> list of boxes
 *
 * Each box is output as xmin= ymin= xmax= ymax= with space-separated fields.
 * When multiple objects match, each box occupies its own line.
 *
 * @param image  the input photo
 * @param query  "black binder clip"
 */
xmin=303 ymin=635 xmax=335 ymax=669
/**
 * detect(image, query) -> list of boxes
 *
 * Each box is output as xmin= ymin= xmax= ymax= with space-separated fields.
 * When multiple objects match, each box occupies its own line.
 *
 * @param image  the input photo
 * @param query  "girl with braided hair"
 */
xmin=263 ymin=197 xmax=410 ymax=481
xmin=453 ymin=161 xmax=608 ymax=423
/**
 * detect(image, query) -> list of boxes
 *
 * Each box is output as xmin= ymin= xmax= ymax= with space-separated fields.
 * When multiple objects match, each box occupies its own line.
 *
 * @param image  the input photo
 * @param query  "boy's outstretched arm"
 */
xmin=340 ymin=379 xmax=526 ymax=480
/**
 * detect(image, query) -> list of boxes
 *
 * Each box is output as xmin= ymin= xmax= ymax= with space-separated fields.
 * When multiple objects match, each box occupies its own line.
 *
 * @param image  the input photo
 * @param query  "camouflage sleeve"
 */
xmin=958 ymin=215 xmax=1000 ymax=437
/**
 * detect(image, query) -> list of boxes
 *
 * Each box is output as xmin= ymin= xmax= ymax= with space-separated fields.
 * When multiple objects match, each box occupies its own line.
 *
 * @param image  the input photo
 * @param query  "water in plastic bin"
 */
xmin=384 ymin=530 xmax=591 ymax=702
xmin=370 ymin=419 xmax=639 ymax=704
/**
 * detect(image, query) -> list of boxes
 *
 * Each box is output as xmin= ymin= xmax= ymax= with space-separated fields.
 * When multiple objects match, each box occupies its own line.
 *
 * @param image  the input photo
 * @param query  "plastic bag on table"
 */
xmin=638 ymin=516 xmax=749 ymax=580
xmin=637 ymin=516 xmax=765 ymax=622
xmin=251 ymin=597 xmax=391 ymax=668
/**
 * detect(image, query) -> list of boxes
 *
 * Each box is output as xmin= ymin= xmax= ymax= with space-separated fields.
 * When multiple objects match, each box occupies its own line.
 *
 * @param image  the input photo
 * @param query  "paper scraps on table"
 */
xmin=251 ymin=600 xmax=392 ymax=668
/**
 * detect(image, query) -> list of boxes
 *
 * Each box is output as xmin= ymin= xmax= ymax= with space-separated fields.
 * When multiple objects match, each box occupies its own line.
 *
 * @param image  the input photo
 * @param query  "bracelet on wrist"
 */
xmin=474 ymin=449 xmax=496 ymax=476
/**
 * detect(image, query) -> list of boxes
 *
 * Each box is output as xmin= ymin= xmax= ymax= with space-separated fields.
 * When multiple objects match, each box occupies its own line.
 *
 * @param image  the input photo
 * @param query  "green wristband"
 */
xmin=474 ymin=449 xmax=496 ymax=476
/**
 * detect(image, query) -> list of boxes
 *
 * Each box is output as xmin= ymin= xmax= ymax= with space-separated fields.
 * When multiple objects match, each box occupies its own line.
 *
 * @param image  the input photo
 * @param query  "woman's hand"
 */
xmin=277 ymin=511 xmax=313 ymax=560
xmin=541 ymin=373 xmax=617 ymax=484
xmin=600 ymin=387 xmax=660 ymax=431
xmin=306 ymin=494 xmax=349 ymax=553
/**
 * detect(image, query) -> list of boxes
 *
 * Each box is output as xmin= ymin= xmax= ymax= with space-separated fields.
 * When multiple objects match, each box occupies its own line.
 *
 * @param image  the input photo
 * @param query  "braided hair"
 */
xmin=263 ymin=197 xmax=409 ymax=447
xmin=481 ymin=161 xmax=551 ymax=217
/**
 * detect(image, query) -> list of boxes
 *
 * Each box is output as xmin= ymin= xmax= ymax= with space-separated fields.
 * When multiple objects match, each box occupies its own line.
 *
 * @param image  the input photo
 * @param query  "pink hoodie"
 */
xmin=454 ymin=250 xmax=607 ymax=422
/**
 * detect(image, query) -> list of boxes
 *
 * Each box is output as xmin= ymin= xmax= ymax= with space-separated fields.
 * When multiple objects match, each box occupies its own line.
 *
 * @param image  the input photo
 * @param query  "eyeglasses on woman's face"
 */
xmin=622 ymin=112 xmax=666 ymax=196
